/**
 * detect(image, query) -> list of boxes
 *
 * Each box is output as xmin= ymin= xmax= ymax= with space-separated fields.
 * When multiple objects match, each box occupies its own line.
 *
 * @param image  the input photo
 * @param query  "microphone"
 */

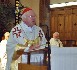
xmin=56 ymin=39 xmax=60 ymax=47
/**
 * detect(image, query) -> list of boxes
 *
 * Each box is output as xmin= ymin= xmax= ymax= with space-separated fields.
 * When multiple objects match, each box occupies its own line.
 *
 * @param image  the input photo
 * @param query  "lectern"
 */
xmin=17 ymin=49 xmax=48 ymax=70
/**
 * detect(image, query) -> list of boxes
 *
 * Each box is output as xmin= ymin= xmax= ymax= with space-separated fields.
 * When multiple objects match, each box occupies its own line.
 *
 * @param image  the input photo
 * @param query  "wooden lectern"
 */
xmin=17 ymin=49 xmax=48 ymax=70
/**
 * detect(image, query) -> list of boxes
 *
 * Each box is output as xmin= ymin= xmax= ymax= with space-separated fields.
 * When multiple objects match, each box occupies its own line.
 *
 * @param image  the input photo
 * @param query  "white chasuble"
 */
xmin=6 ymin=21 xmax=47 ymax=70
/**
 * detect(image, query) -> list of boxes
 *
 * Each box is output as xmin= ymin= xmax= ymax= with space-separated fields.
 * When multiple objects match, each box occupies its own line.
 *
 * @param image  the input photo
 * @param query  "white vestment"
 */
xmin=6 ymin=21 xmax=47 ymax=70
xmin=0 ymin=40 xmax=7 ymax=70
xmin=50 ymin=38 xmax=63 ymax=47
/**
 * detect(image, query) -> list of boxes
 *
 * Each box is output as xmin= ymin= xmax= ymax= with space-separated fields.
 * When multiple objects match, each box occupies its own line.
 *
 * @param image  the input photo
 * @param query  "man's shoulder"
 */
xmin=11 ymin=24 xmax=21 ymax=31
xmin=50 ymin=38 xmax=54 ymax=40
xmin=34 ymin=25 xmax=41 ymax=29
xmin=50 ymin=38 xmax=56 ymax=42
xmin=33 ymin=25 xmax=42 ymax=31
xmin=0 ymin=40 xmax=7 ymax=44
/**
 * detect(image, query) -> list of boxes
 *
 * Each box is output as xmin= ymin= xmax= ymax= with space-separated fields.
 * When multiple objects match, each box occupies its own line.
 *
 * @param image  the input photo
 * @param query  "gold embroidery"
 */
xmin=12 ymin=36 xmax=41 ymax=60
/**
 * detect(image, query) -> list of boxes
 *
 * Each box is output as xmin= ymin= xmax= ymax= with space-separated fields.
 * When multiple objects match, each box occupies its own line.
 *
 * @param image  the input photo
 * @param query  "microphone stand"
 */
xmin=40 ymin=25 xmax=51 ymax=70
xmin=40 ymin=24 xmax=51 ymax=70
xmin=46 ymin=25 xmax=51 ymax=70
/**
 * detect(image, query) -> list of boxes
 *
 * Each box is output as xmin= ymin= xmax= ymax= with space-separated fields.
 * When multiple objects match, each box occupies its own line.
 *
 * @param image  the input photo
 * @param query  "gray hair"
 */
xmin=4 ymin=32 xmax=10 ymax=37
xmin=53 ymin=32 xmax=59 ymax=35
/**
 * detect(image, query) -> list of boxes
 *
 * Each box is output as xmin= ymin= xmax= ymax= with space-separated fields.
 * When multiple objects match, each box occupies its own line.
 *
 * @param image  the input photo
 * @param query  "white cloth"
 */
xmin=21 ymin=54 xmax=28 ymax=63
xmin=0 ymin=40 xmax=7 ymax=70
xmin=50 ymin=38 xmax=63 ymax=47
xmin=51 ymin=47 xmax=77 ymax=70
xmin=6 ymin=21 xmax=47 ymax=70
xmin=30 ymin=53 xmax=44 ymax=65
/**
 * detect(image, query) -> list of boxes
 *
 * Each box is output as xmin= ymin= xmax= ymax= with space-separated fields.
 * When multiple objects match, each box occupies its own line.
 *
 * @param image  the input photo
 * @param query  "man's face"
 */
xmin=53 ymin=34 xmax=59 ymax=39
xmin=5 ymin=35 xmax=9 ymax=40
xmin=55 ymin=35 xmax=59 ymax=39
xmin=22 ymin=10 xmax=36 ymax=27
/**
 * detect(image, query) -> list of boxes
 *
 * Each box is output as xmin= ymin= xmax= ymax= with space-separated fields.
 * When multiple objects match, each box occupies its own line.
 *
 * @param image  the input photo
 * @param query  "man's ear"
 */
xmin=21 ymin=14 xmax=26 ymax=19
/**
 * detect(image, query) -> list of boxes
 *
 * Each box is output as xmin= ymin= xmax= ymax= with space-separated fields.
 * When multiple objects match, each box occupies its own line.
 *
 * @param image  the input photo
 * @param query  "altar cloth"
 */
xmin=51 ymin=47 xmax=77 ymax=70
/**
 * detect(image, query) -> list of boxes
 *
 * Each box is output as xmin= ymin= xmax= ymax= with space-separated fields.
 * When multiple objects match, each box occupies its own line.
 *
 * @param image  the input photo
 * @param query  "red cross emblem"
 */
xmin=12 ymin=27 xmax=22 ymax=38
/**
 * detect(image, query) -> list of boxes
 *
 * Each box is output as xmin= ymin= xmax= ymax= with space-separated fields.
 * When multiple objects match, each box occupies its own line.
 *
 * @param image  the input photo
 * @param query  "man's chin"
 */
xmin=28 ymin=24 xmax=34 ymax=27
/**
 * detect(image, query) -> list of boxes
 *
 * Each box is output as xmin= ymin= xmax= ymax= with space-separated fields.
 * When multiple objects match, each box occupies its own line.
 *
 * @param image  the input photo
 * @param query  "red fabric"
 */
xmin=22 ymin=8 xmax=32 ymax=15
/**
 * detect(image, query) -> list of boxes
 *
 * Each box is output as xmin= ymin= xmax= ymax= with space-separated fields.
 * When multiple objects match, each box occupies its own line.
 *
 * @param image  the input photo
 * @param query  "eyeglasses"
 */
xmin=27 ymin=15 xmax=36 ymax=18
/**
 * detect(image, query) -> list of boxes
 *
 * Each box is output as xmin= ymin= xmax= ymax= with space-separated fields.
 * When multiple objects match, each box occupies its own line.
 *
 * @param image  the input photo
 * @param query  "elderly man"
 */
xmin=50 ymin=32 xmax=63 ymax=47
xmin=6 ymin=8 xmax=47 ymax=70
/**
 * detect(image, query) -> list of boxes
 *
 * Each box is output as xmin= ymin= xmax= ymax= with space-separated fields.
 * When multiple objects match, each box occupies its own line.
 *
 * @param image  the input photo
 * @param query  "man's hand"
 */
xmin=29 ymin=45 xmax=34 ymax=50
xmin=12 ymin=49 xmax=24 ymax=60
xmin=29 ymin=44 xmax=40 ymax=51
xmin=34 ymin=45 xmax=40 ymax=49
